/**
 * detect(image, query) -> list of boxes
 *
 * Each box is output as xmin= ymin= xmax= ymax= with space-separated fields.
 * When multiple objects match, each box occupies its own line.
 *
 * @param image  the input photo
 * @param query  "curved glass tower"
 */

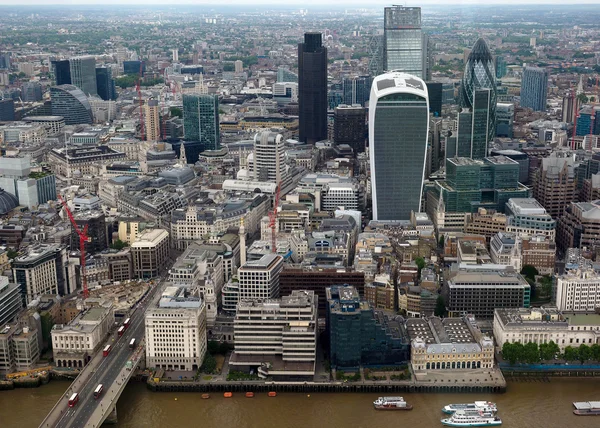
xmin=50 ymin=84 xmax=93 ymax=125
xmin=369 ymin=72 xmax=429 ymax=220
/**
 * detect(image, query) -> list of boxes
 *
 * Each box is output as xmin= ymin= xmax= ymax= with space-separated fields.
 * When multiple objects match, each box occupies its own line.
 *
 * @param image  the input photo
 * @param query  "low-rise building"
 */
xmin=408 ymin=315 xmax=494 ymax=373
xmin=364 ymin=273 xmax=395 ymax=311
xmin=51 ymin=300 xmax=114 ymax=368
xmin=229 ymin=290 xmax=318 ymax=379
xmin=0 ymin=321 xmax=41 ymax=374
xmin=145 ymin=286 xmax=207 ymax=371
xmin=493 ymin=307 xmax=600 ymax=350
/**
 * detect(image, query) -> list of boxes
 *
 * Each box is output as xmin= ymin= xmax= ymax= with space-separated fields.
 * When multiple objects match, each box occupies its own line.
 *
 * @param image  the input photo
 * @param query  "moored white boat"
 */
xmin=373 ymin=396 xmax=413 ymax=410
xmin=443 ymin=401 xmax=497 ymax=415
xmin=441 ymin=410 xmax=502 ymax=427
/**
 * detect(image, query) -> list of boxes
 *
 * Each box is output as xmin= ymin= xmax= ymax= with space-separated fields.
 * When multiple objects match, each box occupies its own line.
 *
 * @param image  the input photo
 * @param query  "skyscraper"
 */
xmin=459 ymin=38 xmax=497 ymax=146
xmin=383 ymin=6 xmax=423 ymax=78
xmin=334 ymin=104 xmax=366 ymax=154
xmin=21 ymin=82 xmax=42 ymax=102
xmin=0 ymin=99 xmax=15 ymax=122
xmin=50 ymin=85 xmax=93 ymax=125
xmin=51 ymin=60 xmax=71 ymax=86
xmin=521 ymin=66 xmax=549 ymax=112
xmin=69 ymin=56 xmax=97 ymax=96
xmin=252 ymin=130 xmax=291 ymax=189
xmin=144 ymin=99 xmax=161 ymax=141
xmin=447 ymin=89 xmax=493 ymax=159
xmin=182 ymin=94 xmax=220 ymax=150
xmin=298 ymin=32 xmax=328 ymax=144
xmin=369 ymin=72 xmax=429 ymax=220
xmin=342 ymin=75 xmax=372 ymax=107
xmin=495 ymin=56 xmax=507 ymax=79
xmin=95 ymin=66 xmax=116 ymax=101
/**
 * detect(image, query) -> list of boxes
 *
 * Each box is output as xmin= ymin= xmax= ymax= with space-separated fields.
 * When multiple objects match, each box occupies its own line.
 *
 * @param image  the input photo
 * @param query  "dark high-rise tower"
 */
xmin=51 ymin=60 xmax=71 ymax=86
xmin=95 ymin=67 xmax=116 ymax=101
xmin=298 ymin=32 xmax=327 ymax=144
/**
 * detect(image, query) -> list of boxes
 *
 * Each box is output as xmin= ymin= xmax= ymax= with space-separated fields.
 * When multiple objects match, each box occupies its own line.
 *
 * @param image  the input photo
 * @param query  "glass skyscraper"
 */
xmin=182 ymin=94 xmax=220 ymax=150
xmin=369 ymin=72 xmax=429 ymax=220
xmin=342 ymin=75 xmax=372 ymax=107
xmin=520 ymin=66 xmax=549 ymax=112
xmin=69 ymin=56 xmax=97 ymax=96
xmin=95 ymin=66 xmax=116 ymax=101
xmin=298 ymin=32 xmax=328 ymax=144
xmin=51 ymin=59 xmax=71 ymax=86
xmin=383 ymin=6 xmax=423 ymax=78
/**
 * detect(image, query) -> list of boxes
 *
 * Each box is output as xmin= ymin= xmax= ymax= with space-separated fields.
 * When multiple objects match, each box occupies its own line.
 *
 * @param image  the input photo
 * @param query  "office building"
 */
xmin=272 ymin=82 xmax=298 ymax=104
xmin=0 ymin=277 xmax=22 ymax=326
xmin=51 ymin=300 xmax=114 ymax=368
xmin=182 ymin=94 xmax=220 ymax=150
xmin=520 ymin=66 xmax=549 ymax=111
xmin=495 ymin=56 xmax=507 ymax=79
xmin=95 ymin=66 xmax=116 ymax=101
xmin=557 ymin=200 xmax=600 ymax=253
xmin=69 ymin=56 xmax=97 ymax=96
xmin=521 ymin=235 xmax=556 ymax=275
xmin=562 ymin=92 xmax=580 ymax=124
xmin=383 ymin=6 xmax=423 ymax=78
xmin=447 ymin=89 xmax=493 ymax=159
xmin=342 ymin=75 xmax=372 ymax=107
xmin=369 ymin=71 xmax=429 ymax=220
xmin=51 ymin=59 xmax=71 ymax=85
xmin=298 ymin=32 xmax=328 ymax=144
xmin=131 ymin=229 xmax=170 ymax=279
xmin=425 ymin=81 xmax=442 ymax=117
xmin=145 ymin=286 xmax=207 ymax=371
xmin=12 ymin=244 xmax=75 ymax=304
xmin=333 ymin=104 xmax=366 ymax=153
xmin=277 ymin=67 xmax=298 ymax=83
xmin=50 ymin=85 xmax=93 ymax=125
xmin=229 ymin=290 xmax=318 ymax=379
xmin=445 ymin=267 xmax=531 ymax=319
xmin=326 ymin=285 xmax=410 ymax=368
xmin=505 ymin=198 xmax=556 ymax=240
xmin=0 ymin=320 xmax=41 ymax=374
xmin=493 ymin=307 xmax=600 ymax=351
xmin=123 ymin=60 xmax=145 ymax=75
xmin=408 ymin=316 xmax=494 ymax=373
xmin=252 ymin=130 xmax=290 ymax=187
xmin=144 ymin=99 xmax=160 ymax=141
xmin=0 ymin=99 xmax=15 ymax=121
xmin=21 ymin=82 xmax=42 ymax=102
xmin=532 ymin=156 xmax=577 ymax=219
xmin=556 ymin=270 xmax=600 ymax=313
xmin=23 ymin=115 xmax=65 ymax=136
xmin=70 ymin=211 xmax=108 ymax=255
xmin=238 ymin=254 xmax=284 ymax=301
xmin=496 ymin=103 xmax=514 ymax=138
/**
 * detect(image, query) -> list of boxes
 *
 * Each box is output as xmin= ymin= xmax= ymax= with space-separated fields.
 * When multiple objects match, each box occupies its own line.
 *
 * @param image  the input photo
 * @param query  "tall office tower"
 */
xmin=425 ymin=82 xmax=442 ymax=117
xmin=334 ymin=104 xmax=366 ymax=154
xmin=422 ymin=33 xmax=433 ymax=81
xmin=0 ymin=99 xmax=15 ymax=121
xmin=69 ymin=56 xmax=97 ymax=96
xmin=447 ymin=89 xmax=493 ymax=159
xmin=342 ymin=75 xmax=373 ymax=107
xmin=520 ymin=66 xmax=549 ymax=111
xmin=123 ymin=60 xmax=145 ymax=75
xmin=21 ymin=82 xmax=42 ymax=102
xmin=298 ymin=32 xmax=328 ymax=144
xmin=369 ymin=72 xmax=429 ymax=220
xmin=50 ymin=85 xmax=93 ymax=125
xmin=0 ymin=52 xmax=10 ymax=69
xmin=144 ymin=99 xmax=161 ymax=141
xmin=95 ymin=66 xmax=116 ymax=101
xmin=172 ymin=49 xmax=179 ymax=62
xmin=562 ymin=91 xmax=580 ymax=123
xmin=252 ymin=130 xmax=291 ymax=189
xmin=383 ymin=6 xmax=423 ymax=78
xmin=234 ymin=60 xmax=243 ymax=73
xmin=429 ymin=117 xmax=443 ymax=174
xmin=495 ymin=56 xmax=507 ymax=79
xmin=182 ymin=93 xmax=220 ymax=150
xmin=459 ymin=38 xmax=497 ymax=146
xmin=496 ymin=103 xmax=515 ymax=138
xmin=532 ymin=156 xmax=577 ymax=219
xmin=368 ymin=33 xmax=384 ymax=77
xmin=51 ymin=60 xmax=71 ymax=86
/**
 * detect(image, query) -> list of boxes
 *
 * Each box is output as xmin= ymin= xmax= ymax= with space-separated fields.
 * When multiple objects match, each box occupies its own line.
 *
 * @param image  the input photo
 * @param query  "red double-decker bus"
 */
xmin=94 ymin=384 xmax=104 ymax=399
xmin=117 ymin=326 xmax=125 ymax=337
xmin=123 ymin=318 xmax=131 ymax=329
xmin=68 ymin=393 xmax=79 ymax=407
xmin=102 ymin=344 xmax=111 ymax=357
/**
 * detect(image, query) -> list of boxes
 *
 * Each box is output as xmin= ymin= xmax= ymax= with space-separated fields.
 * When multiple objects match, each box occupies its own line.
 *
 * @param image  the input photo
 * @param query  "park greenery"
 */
xmin=114 ymin=74 xmax=164 ymax=89
xmin=227 ymin=370 xmax=259 ymax=381
xmin=502 ymin=341 xmax=600 ymax=365
xmin=110 ymin=239 xmax=128 ymax=251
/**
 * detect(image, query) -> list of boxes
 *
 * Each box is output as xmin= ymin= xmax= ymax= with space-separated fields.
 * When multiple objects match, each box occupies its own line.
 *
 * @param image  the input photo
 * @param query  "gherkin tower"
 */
xmin=459 ymin=38 xmax=497 ymax=144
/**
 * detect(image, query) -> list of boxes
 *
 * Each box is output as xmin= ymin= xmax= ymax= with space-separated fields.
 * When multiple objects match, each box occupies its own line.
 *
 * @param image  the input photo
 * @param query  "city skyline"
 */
xmin=2 ymin=0 xmax=600 ymax=5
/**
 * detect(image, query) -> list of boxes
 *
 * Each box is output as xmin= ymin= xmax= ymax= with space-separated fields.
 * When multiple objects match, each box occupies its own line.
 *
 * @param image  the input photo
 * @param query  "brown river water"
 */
xmin=1 ymin=379 xmax=599 ymax=428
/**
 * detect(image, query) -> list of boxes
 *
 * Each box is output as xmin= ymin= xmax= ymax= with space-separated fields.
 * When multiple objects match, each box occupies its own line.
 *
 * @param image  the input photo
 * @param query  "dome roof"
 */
xmin=468 ymin=38 xmax=493 ymax=63
xmin=0 ymin=189 xmax=18 ymax=215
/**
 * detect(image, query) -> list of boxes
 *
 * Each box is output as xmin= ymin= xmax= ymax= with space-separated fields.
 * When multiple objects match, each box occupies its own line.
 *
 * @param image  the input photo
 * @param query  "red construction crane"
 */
xmin=268 ymin=183 xmax=281 ymax=254
xmin=58 ymin=195 xmax=90 ymax=299
xmin=137 ymin=63 xmax=145 ymax=141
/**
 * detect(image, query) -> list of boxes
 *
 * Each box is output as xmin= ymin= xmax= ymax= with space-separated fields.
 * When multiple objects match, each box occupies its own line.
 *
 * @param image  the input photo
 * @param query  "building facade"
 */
xmin=69 ymin=56 xmax=97 ymax=96
xmin=556 ymin=269 xmax=600 ymax=313
xmin=383 ymin=6 xmax=423 ymax=78
xmin=183 ymin=94 xmax=220 ymax=150
xmin=370 ymin=71 xmax=429 ymax=220
xmin=50 ymin=85 xmax=93 ymax=125
xmin=520 ymin=66 xmax=549 ymax=111
xmin=131 ymin=229 xmax=170 ymax=279
xmin=238 ymin=254 xmax=284 ymax=301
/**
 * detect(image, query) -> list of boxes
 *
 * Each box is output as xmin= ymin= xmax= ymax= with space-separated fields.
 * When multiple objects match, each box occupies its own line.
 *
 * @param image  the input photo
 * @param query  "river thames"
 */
xmin=2 ymin=379 xmax=600 ymax=427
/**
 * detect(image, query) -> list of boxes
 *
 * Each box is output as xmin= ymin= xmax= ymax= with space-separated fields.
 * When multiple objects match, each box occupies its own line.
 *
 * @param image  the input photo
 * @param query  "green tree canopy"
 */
xmin=110 ymin=239 xmax=128 ymax=251
xmin=563 ymin=346 xmax=579 ymax=362
xmin=579 ymin=344 xmax=591 ymax=363
xmin=520 ymin=265 xmax=539 ymax=282
xmin=523 ymin=342 xmax=540 ymax=364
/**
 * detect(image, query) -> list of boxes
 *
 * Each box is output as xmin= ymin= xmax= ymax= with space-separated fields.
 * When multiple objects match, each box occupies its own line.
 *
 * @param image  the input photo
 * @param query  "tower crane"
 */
xmin=268 ymin=183 xmax=281 ymax=254
xmin=58 ymin=195 xmax=90 ymax=299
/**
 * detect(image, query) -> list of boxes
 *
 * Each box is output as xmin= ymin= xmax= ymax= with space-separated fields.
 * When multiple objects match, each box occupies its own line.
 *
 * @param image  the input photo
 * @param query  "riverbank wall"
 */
xmin=147 ymin=379 xmax=506 ymax=394
xmin=500 ymin=363 xmax=600 ymax=377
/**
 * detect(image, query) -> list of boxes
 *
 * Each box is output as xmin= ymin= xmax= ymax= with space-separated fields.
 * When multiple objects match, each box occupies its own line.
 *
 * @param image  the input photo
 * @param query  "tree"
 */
xmin=539 ymin=275 xmax=553 ymax=298
xmin=590 ymin=344 xmax=600 ymax=362
xmin=200 ymin=353 xmax=217 ymax=373
xmin=415 ymin=256 xmax=426 ymax=278
xmin=578 ymin=344 xmax=591 ymax=363
xmin=539 ymin=343 xmax=553 ymax=361
xmin=110 ymin=239 xmax=128 ymax=250
xmin=434 ymin=295 xmax=447 ymax=317
xmin=502 ymin=342 xmax=518 ymax=365
xmin=523 ymin=342 xmax=540 ymax=364
xmin=169 ymin=107 xmax=182 ymax=118
xmin=564 ymin=346 xmax=579 ymax=362
xmin=7 ymin=249 xmax=18 ymax=259
xmin=577 ymin=93 xmax=589 ymax=104
xmin=520 ymin=265 xmax=539 ymax=282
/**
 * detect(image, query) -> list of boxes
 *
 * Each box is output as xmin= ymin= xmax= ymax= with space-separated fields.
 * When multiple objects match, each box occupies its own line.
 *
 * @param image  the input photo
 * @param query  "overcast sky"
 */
xmin=0 ymin=0 xmax=599 ymax=5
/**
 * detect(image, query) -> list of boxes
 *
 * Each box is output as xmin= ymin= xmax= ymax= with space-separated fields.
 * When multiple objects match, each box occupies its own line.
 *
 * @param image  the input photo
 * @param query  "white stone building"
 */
xmin=556 ymin=269 xmax=600 ymax=313
xmin=238 ymin=254 xmax=284 ymax=301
